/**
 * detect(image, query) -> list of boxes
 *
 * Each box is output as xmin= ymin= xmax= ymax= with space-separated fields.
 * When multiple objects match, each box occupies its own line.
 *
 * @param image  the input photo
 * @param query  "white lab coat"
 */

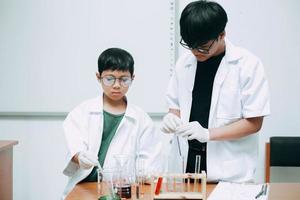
xmin=62 ymin=94 xmax=163 ymax=199
xmin=166 ymin=39 xmax=270 ymax=183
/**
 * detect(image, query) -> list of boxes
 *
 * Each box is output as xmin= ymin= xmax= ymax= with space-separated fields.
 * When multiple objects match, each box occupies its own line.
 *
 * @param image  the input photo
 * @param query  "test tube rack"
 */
xmin=151 ymin=171 xmax=207 ymax=200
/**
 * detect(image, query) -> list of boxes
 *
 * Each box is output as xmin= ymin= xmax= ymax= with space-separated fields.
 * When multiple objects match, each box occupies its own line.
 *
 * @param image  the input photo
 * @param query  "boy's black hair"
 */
xmin=180 ymin=0 xmax=228 ymax=47
xmin=98 ymin=48 xmax=134 ymax=76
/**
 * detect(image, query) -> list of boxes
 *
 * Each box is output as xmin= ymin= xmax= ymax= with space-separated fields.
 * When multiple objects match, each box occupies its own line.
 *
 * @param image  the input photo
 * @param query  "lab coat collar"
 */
xmin=88 ymin=92 xmax=137 ymax=121
xmin=224 ymin=38 xmax=243 ymax=62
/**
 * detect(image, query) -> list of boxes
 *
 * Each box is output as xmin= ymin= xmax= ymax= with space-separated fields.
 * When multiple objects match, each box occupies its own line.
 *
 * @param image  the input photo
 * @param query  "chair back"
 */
xmin=265 ymin=137 xmax=300 ymax=182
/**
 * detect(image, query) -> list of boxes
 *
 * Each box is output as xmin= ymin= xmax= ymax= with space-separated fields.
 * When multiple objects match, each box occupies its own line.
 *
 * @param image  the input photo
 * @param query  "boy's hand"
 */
xmin=77 ymin=151 xmax=99 ymax=169
xmin=161 ymin=113 xmax=183 ymax=133
xmin=175 ymin=121 xmax=210 ymax=143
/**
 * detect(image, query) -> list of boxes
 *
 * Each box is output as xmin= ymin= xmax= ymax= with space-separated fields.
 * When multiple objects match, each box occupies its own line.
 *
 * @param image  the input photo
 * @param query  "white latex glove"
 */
xmin=175 ymin=121 xmax=210 ymax=143
xmin=77 ymin=151 xmax=99 ymax=169
xmin=161 ymin=112 xmax=183 ymax=133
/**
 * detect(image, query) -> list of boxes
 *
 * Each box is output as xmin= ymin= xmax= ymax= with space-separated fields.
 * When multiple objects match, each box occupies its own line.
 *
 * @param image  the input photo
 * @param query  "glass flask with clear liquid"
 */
xmin=114 ymin=154 xmax=132 ymax=199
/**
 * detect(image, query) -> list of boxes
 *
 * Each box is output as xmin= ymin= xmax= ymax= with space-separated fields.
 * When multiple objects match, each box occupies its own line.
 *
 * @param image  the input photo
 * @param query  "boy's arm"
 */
xmin=209 ymin=57 xmax=269 ymax=141
xmin=63 ymin=107 xmax=88 ymax=176
xmin=209 ymin=117 xmax=263 ymax=141
xmin=169 ymin=108 xmax=181 ymax=118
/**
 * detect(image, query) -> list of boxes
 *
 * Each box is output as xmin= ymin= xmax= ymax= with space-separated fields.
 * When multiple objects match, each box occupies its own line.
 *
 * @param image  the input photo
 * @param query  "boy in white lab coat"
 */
xmin=62 ymin=48 xmax=163 ymax=198
xmin=161 ymin=1 xmax=270 ymax=182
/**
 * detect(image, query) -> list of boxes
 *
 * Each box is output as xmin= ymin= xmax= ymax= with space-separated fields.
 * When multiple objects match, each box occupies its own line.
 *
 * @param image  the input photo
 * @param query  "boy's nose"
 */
xmin=112 ymin=79 xmax=121 ymax=88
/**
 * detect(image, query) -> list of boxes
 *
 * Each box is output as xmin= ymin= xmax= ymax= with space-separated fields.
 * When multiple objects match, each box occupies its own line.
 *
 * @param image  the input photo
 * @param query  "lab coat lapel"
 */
xmin=208 ymin=39 xmax=242 ymax=127
xmin=181 ymin=56 xmax=197 ymax=122
xmin=88 ymin=95 xmax=104 ymax=154
xmin=208 ymin=58 xmax=229 ymax=127
xmin=179 ymin=56 xmax=197 ymax=171
xmin=102 ymin=100 xmax=137 ymax=169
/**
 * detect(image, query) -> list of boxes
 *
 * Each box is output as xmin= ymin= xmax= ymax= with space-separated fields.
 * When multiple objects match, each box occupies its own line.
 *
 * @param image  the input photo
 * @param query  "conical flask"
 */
xmin=114 ymin=154 xmax=132 ymax=199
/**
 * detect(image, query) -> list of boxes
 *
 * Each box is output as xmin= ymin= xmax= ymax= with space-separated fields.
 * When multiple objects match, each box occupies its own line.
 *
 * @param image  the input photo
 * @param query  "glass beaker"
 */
xmin=99 ymin=168 xmax=121 ymax=200
xmin=166 ymin=155 xmax=185 ymax=192
xmin=114 ymin=154 xmax=132 ymax=199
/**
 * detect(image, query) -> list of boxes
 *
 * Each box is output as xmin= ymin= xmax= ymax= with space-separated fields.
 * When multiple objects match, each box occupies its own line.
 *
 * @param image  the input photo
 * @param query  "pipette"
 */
xmin=97 ymin=161 xmax=103 ymax=181
xmin=97 ymin=161 xmax=103 ymax=172
xmin=176 ymin=135 xmax=182 ymax=156
xmin=97 ymin=161 xmax=104 ymax=196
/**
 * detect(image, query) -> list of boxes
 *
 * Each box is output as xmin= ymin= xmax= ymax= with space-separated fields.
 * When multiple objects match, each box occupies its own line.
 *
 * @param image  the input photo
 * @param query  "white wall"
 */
xmin=1 ymin=0 xmax=300 ymax=199
xmin=0 ymin=0 xmax=173 ymax=113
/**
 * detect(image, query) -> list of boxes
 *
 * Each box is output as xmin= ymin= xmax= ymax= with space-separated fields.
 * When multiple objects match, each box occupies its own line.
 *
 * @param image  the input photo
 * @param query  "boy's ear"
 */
xmin=131 ymin=74 xmax=135 ymax=80
xmin=96 ymin=72 xmax=101 ymax=80
xmin=219 ymin=31 xmax=226 ymax=39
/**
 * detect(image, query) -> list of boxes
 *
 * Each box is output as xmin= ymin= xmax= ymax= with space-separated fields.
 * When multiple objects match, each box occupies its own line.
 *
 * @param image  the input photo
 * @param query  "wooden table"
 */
xmin=66 ymin=182 xmax=217 ymax=200
xmin=66 ymin=182 xmax=300 ymax=200
xmin=268 ymin=183 xmax=300 ymax=200
xmin=0 ymin=140 xmax=18 ymax=200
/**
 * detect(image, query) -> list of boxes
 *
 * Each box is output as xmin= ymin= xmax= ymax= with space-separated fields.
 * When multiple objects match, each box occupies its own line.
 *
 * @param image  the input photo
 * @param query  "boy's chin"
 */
xmin=106 ymin=94 xmax=125 ymax=101
xmin=195 ymin=54 xmax=210 ymax=62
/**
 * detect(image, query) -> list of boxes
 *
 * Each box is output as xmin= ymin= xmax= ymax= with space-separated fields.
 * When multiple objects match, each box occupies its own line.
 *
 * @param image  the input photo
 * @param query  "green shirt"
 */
xmin=82 ymin=110 xmax=124 ymax=182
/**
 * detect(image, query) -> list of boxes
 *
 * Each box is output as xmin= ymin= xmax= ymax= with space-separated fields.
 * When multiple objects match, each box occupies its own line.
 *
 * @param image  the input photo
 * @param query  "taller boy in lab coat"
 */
xmin=161 ymin=0 xmax=270 ymax=182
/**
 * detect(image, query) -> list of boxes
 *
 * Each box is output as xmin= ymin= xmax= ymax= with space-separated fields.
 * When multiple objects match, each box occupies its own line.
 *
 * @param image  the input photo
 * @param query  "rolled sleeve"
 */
xmin=241 ymin=60 xmax=271 ymax=118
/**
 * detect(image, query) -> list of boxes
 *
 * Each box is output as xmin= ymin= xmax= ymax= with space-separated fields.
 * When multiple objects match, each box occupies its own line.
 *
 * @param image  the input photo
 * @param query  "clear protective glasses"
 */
xmin=100 ymin=75 xmax=133 ymax=87
xmin=180 ymin=38 xmax=217 ymax=54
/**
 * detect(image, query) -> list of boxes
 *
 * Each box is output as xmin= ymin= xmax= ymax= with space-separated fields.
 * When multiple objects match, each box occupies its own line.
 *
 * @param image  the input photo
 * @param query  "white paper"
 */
xmin=208 ymin=182 xmax=269 ymax=200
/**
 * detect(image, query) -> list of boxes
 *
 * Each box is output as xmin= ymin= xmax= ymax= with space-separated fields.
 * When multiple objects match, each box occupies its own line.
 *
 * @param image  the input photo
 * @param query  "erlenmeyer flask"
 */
xmin=114 ymin=154 xmax=131 ymax=199
xmin=114 ymin=154 xmax=129 ymax=166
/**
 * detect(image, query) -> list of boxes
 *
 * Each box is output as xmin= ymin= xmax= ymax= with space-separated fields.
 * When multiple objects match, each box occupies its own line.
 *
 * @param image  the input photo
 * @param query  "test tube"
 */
xmin=136 ymin=157 xmax=145 ymax=199
xmin=180 ymin=155 xmax=185 ymax=192
xmin=97 ymin=162 xmax=103 ymax=196
xmin=194 ymin=155 xmax=201 ymax=191
xmin=195 ymin=155 xmax=201 ymax=174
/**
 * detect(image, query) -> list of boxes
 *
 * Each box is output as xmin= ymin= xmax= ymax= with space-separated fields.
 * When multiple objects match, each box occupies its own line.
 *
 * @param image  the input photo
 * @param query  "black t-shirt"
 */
xmin=186 ymin=52 xmax=225 ymax=174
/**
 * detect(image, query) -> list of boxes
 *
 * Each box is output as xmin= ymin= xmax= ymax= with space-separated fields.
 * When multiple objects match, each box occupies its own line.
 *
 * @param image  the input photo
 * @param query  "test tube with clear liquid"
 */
xmin=194 ymin=155 xmax=201 ymax=191
xmin=136 ymin=157 xmax=145 ymax=199
xmin=179 ymin=155 xmax=185 ymax=192
xmin=97 ymin=162 xmax=104 ymax=197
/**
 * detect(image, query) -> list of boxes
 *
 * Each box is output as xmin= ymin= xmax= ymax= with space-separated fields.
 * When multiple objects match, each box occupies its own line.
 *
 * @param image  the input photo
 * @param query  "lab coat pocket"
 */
xmin=216 ymin=91 xmax=241 ymax=126
xmin=217 ymin=81 xmax=241 ymax=120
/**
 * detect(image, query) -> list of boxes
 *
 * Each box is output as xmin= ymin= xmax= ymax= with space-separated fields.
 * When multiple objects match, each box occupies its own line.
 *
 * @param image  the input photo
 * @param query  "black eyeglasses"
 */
xmin=180 ymin=38 xmax=217 ymax=54
xmin=100 ymin=75 xmax=133 ymax=87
